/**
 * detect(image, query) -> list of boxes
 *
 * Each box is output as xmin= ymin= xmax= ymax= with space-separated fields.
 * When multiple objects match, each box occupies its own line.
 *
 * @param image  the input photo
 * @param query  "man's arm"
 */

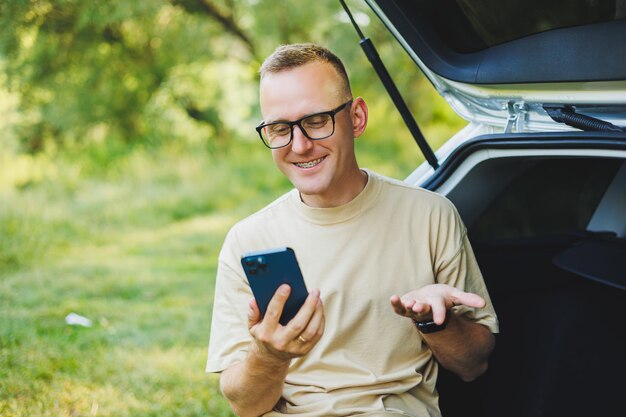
xmin=220 ymin=345 xmax=290 ymax=417
xmin=420 ymin=312 xmax=495 ymax=381
xmin=390 ymin=284 xmax=495 ymax=381
xmin=221 ymin=285 xmax=325 ymax=417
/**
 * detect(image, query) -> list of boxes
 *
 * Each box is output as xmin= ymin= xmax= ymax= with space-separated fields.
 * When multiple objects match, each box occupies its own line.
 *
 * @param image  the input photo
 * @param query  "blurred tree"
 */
xmin=0 ymin=0 xmax=463 ymax=162
xmin=0 ymin=0 xmax=259 ymax=151
xmin=172 ymin=0 xmax=257 ymax=58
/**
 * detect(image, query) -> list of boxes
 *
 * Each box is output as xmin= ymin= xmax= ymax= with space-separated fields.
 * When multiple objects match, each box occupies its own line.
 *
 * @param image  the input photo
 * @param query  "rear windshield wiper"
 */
xmin=544 ymin=105 xmax=626 ymax=133
xmin=339 ymin=0 xmax=439 ymax=170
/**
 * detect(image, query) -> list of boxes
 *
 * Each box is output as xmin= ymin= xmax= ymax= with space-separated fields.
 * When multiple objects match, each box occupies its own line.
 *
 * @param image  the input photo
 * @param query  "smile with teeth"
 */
xmin=294 ymin=157 xmax=325 ymax=168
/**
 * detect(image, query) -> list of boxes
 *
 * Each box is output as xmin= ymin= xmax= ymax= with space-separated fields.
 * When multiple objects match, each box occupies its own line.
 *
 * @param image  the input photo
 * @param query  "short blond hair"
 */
xmin=259 ymin=43 xmax=352 ymax=98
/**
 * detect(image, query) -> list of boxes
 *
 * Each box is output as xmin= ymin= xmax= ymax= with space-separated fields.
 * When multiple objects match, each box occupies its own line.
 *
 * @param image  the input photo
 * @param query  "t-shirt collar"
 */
xmin=289 ymin=169 xmax=380 ymax=225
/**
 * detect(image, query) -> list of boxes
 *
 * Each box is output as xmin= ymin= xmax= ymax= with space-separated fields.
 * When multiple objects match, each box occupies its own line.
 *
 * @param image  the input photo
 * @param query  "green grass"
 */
xmin=0 ymin=141 xmax=294 ymax=417
xmin=0 ymin=112 xmax=461 ymax=415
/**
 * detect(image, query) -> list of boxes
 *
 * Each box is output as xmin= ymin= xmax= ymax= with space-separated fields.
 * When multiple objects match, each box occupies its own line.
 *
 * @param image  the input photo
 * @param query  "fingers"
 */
xmin=249 ymin=287 xmax=324 ymax=362
xmin=262 ymin=284 xmax=291 ymax=329
xmin=390 ymin=294 xmax=431 ymax=318
xmin=296 ymin=296 xmax=325 ymax=345
xmin=247 ymin=298 xmax=261 ymax=329
xmin=391 ymin=285 xmax=487 ymax=324
xmin=390 ymin=295 xmax=407 ymax=316
xmin=411 ymin=302 xmax=430 ymax=315
xmin=285 ymin=289 xmax=321 ymax=339
xmin=391 ymin=295 xmax=428 ymax=318
xmin=430 ymin=299 xmax=447 ymax=325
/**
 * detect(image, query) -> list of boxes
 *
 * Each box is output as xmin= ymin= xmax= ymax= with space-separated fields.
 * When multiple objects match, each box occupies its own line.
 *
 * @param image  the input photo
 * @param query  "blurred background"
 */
xmin=0 ymin=0 xmax=465 ymax=415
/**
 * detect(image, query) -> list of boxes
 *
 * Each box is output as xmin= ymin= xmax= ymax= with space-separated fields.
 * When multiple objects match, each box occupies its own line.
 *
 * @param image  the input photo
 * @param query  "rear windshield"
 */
xmin=417 ymin=0 xmax=626 ymax=53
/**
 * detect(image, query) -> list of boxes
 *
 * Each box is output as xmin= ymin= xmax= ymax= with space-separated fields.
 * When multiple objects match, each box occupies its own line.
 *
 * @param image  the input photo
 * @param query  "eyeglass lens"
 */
xmin=261 ymin=113 xmax=334 ymax=148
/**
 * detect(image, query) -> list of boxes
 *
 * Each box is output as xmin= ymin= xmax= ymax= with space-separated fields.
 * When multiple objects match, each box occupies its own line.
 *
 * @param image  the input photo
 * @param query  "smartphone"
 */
xmin=241 ymin=247 xmax=308 ymax=326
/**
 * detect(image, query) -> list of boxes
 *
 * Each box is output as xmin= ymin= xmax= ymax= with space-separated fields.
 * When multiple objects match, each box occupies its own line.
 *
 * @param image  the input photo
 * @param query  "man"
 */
xmin=207 ymin=43 xmax=498 ymax=417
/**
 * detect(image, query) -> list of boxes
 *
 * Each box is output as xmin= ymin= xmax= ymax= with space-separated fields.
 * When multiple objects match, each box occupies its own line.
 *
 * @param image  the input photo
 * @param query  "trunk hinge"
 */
xmin=505 ymin=101 xmax=528 ymax=133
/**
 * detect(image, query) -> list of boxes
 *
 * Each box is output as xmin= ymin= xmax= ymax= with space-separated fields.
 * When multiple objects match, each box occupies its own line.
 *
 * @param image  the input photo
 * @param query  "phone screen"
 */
xmin=241 ymin=247 xmax=308 ymax=325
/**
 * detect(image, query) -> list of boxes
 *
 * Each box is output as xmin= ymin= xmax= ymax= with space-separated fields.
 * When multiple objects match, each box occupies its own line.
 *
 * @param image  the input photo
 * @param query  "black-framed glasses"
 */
xmin=255 ymin=100 xmax=352 ymax=149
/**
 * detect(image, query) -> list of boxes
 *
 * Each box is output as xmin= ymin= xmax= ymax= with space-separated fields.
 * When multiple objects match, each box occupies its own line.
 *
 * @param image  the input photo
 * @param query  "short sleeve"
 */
xmin=206 ymin=228 xmax=254 ymax=373
xmin=433 ymin=203 xmax=499 ymax=334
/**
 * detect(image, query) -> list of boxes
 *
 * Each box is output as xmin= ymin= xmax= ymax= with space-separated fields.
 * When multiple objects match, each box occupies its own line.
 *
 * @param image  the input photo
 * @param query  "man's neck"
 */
xmin=299 ymin=169 xmax=368 ymax=208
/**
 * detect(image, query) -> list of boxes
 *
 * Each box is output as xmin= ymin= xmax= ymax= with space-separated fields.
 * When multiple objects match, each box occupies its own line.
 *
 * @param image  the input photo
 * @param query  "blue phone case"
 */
xmin=241 ymin=247 xmax=308 ymax=326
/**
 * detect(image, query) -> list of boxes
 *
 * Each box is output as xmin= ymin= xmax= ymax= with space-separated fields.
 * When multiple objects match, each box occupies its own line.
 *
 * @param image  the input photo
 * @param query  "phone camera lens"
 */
xmin=257 ymin=257 xmax=267 ymax=272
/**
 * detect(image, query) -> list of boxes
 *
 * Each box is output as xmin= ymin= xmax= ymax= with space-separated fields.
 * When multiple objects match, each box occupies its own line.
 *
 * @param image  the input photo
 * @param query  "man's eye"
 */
xmin=268 ymin=124 xmax=290 ymax=136
xmin=303 ymin=116 xmax=329 ymax=129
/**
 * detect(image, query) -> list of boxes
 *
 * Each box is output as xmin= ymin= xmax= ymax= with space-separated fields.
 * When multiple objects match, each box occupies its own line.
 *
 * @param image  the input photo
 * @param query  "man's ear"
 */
xmin=351 ymin=97 xmax=368 ymax=138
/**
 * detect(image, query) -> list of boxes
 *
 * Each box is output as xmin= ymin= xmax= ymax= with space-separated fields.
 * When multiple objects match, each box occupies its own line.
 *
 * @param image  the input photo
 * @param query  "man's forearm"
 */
xmin=220 ymin=344 xmax=290 ymax=417
xmin=421 ymin=313 xmax=495 ymax=382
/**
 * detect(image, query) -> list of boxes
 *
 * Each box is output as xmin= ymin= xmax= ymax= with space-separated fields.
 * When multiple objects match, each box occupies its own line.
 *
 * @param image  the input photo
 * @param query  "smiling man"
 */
xmin=206 ymin=44 xmax=499 ymax=417
xmin=260 ymin=56 xmax=366 ymax=208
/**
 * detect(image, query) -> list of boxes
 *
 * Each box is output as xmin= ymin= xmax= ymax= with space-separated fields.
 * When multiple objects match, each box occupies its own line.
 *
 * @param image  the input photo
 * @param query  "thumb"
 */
xmin=451 ymin=291 xmax=486 ymax=309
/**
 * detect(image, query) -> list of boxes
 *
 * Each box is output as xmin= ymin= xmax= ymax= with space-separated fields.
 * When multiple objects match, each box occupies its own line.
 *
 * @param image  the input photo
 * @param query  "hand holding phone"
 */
xmin=241 ymin=247 xmax=309 ymax=326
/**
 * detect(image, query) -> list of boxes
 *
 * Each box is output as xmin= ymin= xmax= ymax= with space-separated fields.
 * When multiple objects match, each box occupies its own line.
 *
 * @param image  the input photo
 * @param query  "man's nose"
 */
xmin=290 ymin=125 xmax=313 ymax=153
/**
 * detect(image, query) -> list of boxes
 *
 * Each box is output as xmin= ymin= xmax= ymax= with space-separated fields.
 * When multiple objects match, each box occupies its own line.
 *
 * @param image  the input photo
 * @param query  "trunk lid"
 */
xmin=365 ymin=0 xmax=626 ymax=134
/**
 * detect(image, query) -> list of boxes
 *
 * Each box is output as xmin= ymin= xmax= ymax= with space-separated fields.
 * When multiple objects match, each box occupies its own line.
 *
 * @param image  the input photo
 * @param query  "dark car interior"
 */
xmin=433 ymin=144 xmax=626 ymax=417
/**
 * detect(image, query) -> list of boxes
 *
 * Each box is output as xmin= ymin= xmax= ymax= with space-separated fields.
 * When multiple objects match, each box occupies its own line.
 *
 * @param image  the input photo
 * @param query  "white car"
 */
xmin=344 ymin=1 xmax=626 ymax=416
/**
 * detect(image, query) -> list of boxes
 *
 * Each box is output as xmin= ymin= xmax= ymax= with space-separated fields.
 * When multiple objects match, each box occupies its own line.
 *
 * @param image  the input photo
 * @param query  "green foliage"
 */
xmin=0 ymin=0 xmax=242 ymax=150
xmin=0 ymin=0 xmax=465 ymax=154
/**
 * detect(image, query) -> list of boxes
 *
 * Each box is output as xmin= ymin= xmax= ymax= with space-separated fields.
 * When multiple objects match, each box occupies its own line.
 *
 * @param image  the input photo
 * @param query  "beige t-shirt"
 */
xmin=207 ymin=170 xmax=498 ymax=417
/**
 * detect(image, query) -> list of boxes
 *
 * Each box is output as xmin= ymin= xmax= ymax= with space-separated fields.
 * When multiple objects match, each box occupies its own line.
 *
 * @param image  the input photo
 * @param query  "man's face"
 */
xmin=259 ymin=61 xmax=365 ymax=207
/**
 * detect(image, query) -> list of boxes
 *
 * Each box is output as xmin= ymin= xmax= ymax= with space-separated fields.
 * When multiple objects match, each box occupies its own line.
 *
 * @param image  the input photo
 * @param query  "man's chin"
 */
xmin=291 ymin=178 xmax=327 ymax=199
xmin=294 ymin=183 xmax=324 ymax=196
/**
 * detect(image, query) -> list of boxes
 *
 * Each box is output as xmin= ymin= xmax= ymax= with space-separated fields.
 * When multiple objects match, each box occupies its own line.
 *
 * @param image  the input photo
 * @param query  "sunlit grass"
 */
xmin=0 ymin=142 xmax=287 ymax=417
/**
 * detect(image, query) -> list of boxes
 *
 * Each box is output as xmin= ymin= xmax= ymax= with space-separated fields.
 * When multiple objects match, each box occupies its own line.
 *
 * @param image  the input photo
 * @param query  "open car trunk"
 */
xmin=438 ymin=235 xmax=625 ymax=417
xmin=428 ymin=132 xmax=626 ymax=417
xmin=347 ymin=1 xmax=626 ymax=415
